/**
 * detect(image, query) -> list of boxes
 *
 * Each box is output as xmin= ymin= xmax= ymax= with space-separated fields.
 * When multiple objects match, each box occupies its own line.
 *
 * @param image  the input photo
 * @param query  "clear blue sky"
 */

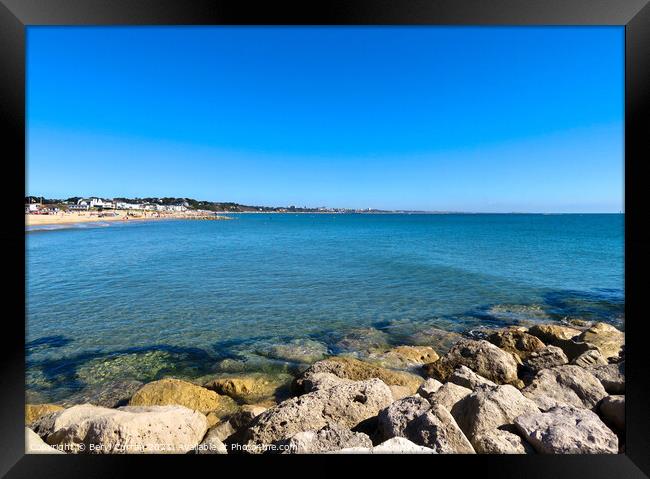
xmin=27 ymin=26 xmax=624 ymax=212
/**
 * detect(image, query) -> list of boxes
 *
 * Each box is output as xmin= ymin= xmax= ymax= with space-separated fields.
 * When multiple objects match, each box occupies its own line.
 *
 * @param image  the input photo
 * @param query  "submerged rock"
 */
xmin=522 ymin=365 xmax=607 ymax=410
xmin=406 ymin=327 xmax=463 ymax=354
xmin=240 ymin=378 xmax=393 ymax=451
xmin=129 ymin=378 xmax=237 ymax=416
xmin=293 ymin=357 xmax=423 ymax=395
xmin=32 ymin=404 xmax=208 ymax=454
xmin=63 ymin=379 xmax=144 ymax=408
xmin=514 ymin=405 xmax=618 ymax=454
xmin=423 ymin=339 xmax=519 ymax=386
xmin=280 ymin=424 xmax=372 ymax=454
xmin=25 ymin=404 xmax=64 ymax=425
xmin=332 ymin=328 xmax=390 ymax=354
xmin=255 ymin=338 xmax=329 ymax=364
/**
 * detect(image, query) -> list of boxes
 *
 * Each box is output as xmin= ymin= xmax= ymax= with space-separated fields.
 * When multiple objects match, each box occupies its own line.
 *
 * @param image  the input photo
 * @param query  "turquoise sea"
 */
xmin=26 ymin=213 xmax=624 ymax=402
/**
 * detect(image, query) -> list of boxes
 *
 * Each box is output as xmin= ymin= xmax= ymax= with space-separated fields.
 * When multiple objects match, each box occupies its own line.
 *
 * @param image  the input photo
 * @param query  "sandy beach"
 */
xmin=26 ymin=210 xmax=227 ymax=226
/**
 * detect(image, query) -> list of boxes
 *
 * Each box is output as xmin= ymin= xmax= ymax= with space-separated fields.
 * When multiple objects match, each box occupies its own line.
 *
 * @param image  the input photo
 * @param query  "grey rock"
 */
xmin=599 ymin=395 xmax=624 ymax=431
xmin=241 ymin=378 xmax=393 ymax=451
xmin=428 ymin=382 xmax=472 ymax=411
xmin=404 ymin=404 xmax=475 ymax=454
xmin=417 ymin=378 xmax=443 ymax=398
xmin=472 ymin=429 xmax=533 ymax=454
xmin=514 ymin=405 xmax=618 ymax=454
xmin=450 ymin=384 xmax=539 ymax=442
xmin=302 ymin=372 xmax=354 ymax=393
xmin=522 ymin=346 xmax=568 ymax=376
xmin=522 ymin=365 xmax=607 ymax=410
xmin=423 ymin=339 xmax=519 ymax=385
xmin=448 ymin=365 xmax=496 ymax=390
xmin=590 ymin=362 xmax=625 ymax=394
xmin=281 ymin=424 xmax=372 ymax=453
xmin=378 ymin=395 xmax=431 ymax=439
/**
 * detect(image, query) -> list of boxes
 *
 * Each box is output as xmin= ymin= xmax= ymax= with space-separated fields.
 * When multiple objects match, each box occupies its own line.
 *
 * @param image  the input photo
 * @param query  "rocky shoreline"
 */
xmin=25 ymin=321 xmax=624 ymax=454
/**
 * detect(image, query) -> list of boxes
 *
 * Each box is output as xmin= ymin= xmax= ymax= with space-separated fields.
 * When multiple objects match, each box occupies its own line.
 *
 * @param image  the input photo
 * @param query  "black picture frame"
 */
xmin=2 ymin=0 xmax=648 ymax=476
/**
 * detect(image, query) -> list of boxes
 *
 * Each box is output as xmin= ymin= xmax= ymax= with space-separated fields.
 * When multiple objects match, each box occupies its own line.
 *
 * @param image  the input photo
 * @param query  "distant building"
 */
xmin=68 ymin=203 xmax=89 ymax=211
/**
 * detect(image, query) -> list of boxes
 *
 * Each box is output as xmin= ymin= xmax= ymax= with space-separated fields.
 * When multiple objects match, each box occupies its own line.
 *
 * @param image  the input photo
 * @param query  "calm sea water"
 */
xmin=26 ymin=214 xmax=624 ymax=402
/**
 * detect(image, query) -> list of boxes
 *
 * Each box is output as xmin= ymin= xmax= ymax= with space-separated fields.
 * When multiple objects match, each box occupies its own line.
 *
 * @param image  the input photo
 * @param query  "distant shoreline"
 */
xmin=25 ymin=211 xmax=230 ymax=227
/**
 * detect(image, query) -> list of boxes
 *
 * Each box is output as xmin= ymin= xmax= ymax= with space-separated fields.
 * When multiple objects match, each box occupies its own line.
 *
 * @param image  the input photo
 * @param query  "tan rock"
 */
xmin=242 ymin=378 xmax=393 ymax=450
xmin=293 ymin=356 xmax=423 ymax=395
xmin=129 ymin=378 xmax=237 ymax=415
xmin=203 ymin=373 xmax=290 ymax=404
xmin=428 ymin=382 xmax=472 ymax=411
xmin=25 ymin=404 xmax=64 ymax=425
xmin=404 ymin=404 xmax=475 ymax=454
xmin=528 ymin=324 xmax=589 ymax=360
xmin=472 ymin=429 xmax=533 ymax=454
xmin=369 ymin=346 xmax=439 ymax=368
xmin=522 ymin=365 xmax=607 ymax=410
xmin=32 ymin=404 xmax=208 ymax=454
xmin=486 ymin=329 xmax=545 ymax=361
xmin=578 ymin=323 xmax=624 ymax=360
xmin=423 ymin=339 xmax=519 ymax=385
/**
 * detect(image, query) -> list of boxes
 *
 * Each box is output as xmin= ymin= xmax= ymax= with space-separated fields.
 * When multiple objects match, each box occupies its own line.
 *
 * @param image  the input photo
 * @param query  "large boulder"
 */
xmin=577 ymin=323 xmax=624 ymax=360
xmin=486 ymin=329 xmax=546 ymax=361
xmin=589 ymin=362 xmax=625 ymax=394
xmin=448 ymin=365 xmax=496 ymax=390
xmin=25 ymin=428 xmax=65 ymax=454
xmin=528 ymin=324 xmax=589 ymax=360
xmin=521 ymin=346 xmax=568 ymax=377
xmin=599 ymin=395 xmax=624 ymax=431
xmin=378 ymin=395 xmax=431 ymax=439
xmin=240 ymin=378 xmax=393 ymax=451
xmin=129 ymin=378 xmax=237 ymax=416
xmin=280 ymin=424 xmax=372 ymax=453
xmin=472 ymin=429 xmax=533 ymax=454
xmin=25 ymin=404 xmax=64 ymax=425
xmin=428 ymin=383 xmax=472 ymax=411
xmin=293 ymin=357 xmax=423 ymax=395
xmin=202 ymin=374 xmax=290 ymax=404
xmin=403 ymin=404 xmax=475 ymax=454
xmin=31 ymin=404 xmax=208 ymax=454
xmin=514 ymin=405 xmax=618 ymax=454
xmin=522 ymin=365 xmax=607 ymax=410
xmin=423 ymin=339 xmax=519 ymax=386
xmin=301 ymin=372 xmax=354 ymax=393
xmin=450 ymin=384 xmax=539 ymax=443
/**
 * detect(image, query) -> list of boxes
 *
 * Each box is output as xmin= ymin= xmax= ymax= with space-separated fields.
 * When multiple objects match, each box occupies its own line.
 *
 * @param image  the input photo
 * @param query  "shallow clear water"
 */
xmin=26 ymin=213 xmax=624 ymax=402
